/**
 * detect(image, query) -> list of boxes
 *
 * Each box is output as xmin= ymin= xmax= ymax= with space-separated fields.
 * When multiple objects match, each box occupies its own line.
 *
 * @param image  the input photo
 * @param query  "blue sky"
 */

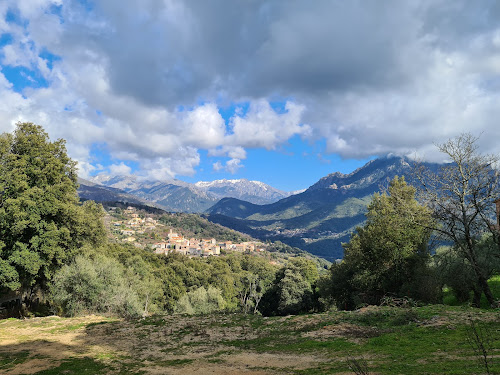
xmin=1 ymin=1 xmax=500 ymax=191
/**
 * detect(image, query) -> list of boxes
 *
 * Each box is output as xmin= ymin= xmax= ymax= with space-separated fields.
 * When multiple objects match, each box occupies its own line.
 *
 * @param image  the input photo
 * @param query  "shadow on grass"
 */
xmin=0 ymin=340 xmax=107 ymax=375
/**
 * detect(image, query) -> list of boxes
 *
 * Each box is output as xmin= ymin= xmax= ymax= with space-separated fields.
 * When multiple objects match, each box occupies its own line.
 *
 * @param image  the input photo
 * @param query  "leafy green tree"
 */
xmin=332 ymin=176 xmax=435 ymax=307
xmin=0 ymin=123 xmax=106 ymax=294
xmin=276 ymin=269 xmax=314 ymax=315
xmin=436 ymin=235 xmax=500 ymax=306
xmin=260 ymin=257 xmax=320 ymax=316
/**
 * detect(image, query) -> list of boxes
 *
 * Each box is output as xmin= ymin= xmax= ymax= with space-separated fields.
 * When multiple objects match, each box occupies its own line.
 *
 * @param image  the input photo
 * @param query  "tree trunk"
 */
xmin=469 ymin=254 xmax=495 ymax=307
xmin=476 ymin=271 xmax=495 ymax=307
xmin=465 ymin=239 xmax=496 ymax=307
xmin=472 ymin=287 xmax=481 ymax=308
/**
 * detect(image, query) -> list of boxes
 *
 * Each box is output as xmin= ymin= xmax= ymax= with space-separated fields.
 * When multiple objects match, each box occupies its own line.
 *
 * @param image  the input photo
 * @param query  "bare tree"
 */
xmin=416 ymin=133 xmax=500 ymax=306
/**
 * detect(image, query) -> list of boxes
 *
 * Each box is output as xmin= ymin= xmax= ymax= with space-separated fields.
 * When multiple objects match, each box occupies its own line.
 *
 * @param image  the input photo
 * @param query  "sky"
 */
xmin=1 ymin=1 xmax=500 ymax=191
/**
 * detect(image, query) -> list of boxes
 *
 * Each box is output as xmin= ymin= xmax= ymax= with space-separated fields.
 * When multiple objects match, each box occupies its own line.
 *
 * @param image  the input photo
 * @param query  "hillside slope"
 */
xmin=206 ymin=156 xmax=438 ymax=260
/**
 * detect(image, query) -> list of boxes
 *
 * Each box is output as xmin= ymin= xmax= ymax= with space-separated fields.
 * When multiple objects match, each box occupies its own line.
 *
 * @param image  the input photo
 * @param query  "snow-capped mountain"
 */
xmin=86 ymin=175 xmax=293 ymax=212
xmin=88 ymin=175 xmax=217 ymax=213
xmin=195 ymin=179 xmax=291 ymax=205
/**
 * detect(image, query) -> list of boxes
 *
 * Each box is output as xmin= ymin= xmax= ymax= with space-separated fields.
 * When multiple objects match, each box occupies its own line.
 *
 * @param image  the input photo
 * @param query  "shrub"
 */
xmin=174 ymin=286 xmax=226 ymax=315
xmin=50 ymin=255 xmax=142 ymax=318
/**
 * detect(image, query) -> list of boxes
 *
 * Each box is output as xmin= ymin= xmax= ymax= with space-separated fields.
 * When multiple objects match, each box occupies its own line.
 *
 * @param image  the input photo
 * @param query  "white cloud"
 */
xmin=212 ymin=161 xmax=223 ymax=172
xmin=225 ymin=158 xmax=243 ymax=174
xmin=212 ymin=158 xmax=244 ymax=174
xmin=108 ymin=162 xmax=132 ymax=177
xmin=230 ymin=100 xmax=309 ymax=150
xmin=2 ymin=0 xmax=500 ymax=182
xmin=208 ymin=145 xmax=247 ymax=160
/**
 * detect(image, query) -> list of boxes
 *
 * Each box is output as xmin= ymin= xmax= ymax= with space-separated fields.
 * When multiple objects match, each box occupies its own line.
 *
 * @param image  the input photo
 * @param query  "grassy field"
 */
xmin=0 ymin=305 xmax=499 ymax=374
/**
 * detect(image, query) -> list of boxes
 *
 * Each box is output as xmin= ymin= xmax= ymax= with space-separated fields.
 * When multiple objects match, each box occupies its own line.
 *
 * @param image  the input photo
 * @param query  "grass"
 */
xmin=442 ymin=274 xmax=500 ymax=308
xmin=31 ymin=357 xmax=109 ymax=374
xmin=0 ymin=350 xmax=30 ymax=370
xmin=0 ymin=306 xmax=499 ymax=374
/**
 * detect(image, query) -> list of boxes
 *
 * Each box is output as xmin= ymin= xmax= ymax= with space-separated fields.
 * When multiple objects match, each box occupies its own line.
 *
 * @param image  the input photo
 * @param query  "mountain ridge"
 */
xmin=205 ymin=156 xmax=439 ymax=260
xmin=85 ymin=175 xmax=294 ymax=212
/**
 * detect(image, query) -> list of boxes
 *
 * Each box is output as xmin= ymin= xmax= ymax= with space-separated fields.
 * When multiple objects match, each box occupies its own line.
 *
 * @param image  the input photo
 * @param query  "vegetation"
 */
xmin=2 ymin=124 xmax=500 ymax=373
xmin=160 ymin=212 xmax=251 ymax=242
xmin=174 ymin=286 xmax=226 ymax=315
xmin=325 ymin=177 xmax=439 ymax=309
xmin=0 ymin=305 xmax=499 ymax=374
xmin=0 ymin=123 xmax=106 ymax=296
xmin=416 ymin=133 xmax=500 ymax=306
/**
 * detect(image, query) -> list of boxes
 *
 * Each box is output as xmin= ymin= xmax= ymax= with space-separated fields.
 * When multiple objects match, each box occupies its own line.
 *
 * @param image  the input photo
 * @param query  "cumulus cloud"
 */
xmin=230 ymin=100 xmax=309 ymax=149
xmin=212 ymin=159 xmax=243 ymax=174
xmin=1 ymin=0 xmax=500 ymax=180
xmin=108 ymin=162 xmax=132 ymax=177
xmin=212 ymin=161 xmax=223 ymax=172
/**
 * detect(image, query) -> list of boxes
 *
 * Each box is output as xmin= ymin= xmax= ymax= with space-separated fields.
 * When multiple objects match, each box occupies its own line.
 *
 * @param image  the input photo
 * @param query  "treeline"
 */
xmin=49 ymin=244 xmax=326 ymax=318
xmin=322 ymin=134 xmax=500 ymax=310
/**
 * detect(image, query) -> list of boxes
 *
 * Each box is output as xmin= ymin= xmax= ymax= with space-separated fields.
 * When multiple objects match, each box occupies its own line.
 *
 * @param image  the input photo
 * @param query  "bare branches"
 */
xmin=415 ymin=133 xmax=500 ymax=306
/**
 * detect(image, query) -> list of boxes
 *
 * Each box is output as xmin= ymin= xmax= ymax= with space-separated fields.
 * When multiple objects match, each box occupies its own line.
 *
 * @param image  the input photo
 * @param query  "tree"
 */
xmin=331 ymin=176 xmax=435 ymax=307
xmin=259 ymin=257 xmax=320 ymax=316
xmin=416 ymin=133 xmax=500 ymax=306
xmin=435 ymin=235 xmax=500 ymax=306
xmin=0 ymin=122 xmax=105 ymax=294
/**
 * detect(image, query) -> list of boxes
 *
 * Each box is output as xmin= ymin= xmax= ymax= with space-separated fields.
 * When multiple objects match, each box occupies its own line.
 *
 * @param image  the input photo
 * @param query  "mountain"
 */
xmin=88 ymin=175 xmax=218 ymax=213
xmin=77 ymin=178 xmax=153 ymax=206
xmin=195 ymin=179 xmax=291 ymax=205
xmin=87 ymin=175 xmax=291 ymax=213
xmin=205 ymin=156 xmax=439 ymax=261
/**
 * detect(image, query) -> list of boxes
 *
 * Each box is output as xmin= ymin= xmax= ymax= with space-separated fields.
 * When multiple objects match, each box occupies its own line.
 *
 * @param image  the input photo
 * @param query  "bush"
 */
xmin=50 ymin=255 xmax=143 ymax=318
xmin=174 ymin=286 xmax=226 ymax=315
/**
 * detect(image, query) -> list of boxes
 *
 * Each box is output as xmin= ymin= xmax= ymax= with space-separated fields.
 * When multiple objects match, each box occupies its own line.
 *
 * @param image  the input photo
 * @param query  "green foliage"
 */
xmin=160 ymin=213 xmax=249 ymax=242
xmin=174 ymin=286 xmax=226 ymax=315
xmin=436 ymin=236 xmax=500 ymax=307
xmin=0 ymin=123 xmax=106 ymax=293
xmin=260 ymin=257 xmax=320 ymax=316
xmin=50 ymin=255 xmax=143 ymax=318
xmin=328 ymin=176 xmax=437 ymax=308
xmin=416 ymin=133 xmax=500 ymax=306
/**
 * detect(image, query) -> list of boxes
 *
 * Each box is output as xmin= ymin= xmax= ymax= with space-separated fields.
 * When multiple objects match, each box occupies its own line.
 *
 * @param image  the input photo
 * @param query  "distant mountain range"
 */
xmin=78 ymin=176 xmax=293 ymax=213
xmin=77 ymin=177 xmax=153 ymax=207
xmin=77 ymin=156 xmax=440 ymax=261
xmin=205 ymin=156 xmax=440 ymax=261
xmin=195 ymin=179 xmax=292 ymax=205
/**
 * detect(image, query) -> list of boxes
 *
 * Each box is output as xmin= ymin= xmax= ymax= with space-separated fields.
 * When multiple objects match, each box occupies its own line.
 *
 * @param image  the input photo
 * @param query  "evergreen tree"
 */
xmin=331 ymin=176 xmax=436 ymax=307
xmin=0 ymin=122 xmax=105 ymax=294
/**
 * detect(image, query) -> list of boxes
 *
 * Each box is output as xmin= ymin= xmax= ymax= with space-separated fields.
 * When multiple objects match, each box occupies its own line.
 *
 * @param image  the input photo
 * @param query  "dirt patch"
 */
xmin=302 ymin=322 xmax=381 ymax=343
xmin=223 ymin=352 xmax=323 ymax=370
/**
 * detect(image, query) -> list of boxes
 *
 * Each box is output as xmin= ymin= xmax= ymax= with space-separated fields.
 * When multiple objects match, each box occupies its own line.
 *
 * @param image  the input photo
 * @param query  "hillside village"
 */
xmin=107 ymin=206 xmax=266 ymax=257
